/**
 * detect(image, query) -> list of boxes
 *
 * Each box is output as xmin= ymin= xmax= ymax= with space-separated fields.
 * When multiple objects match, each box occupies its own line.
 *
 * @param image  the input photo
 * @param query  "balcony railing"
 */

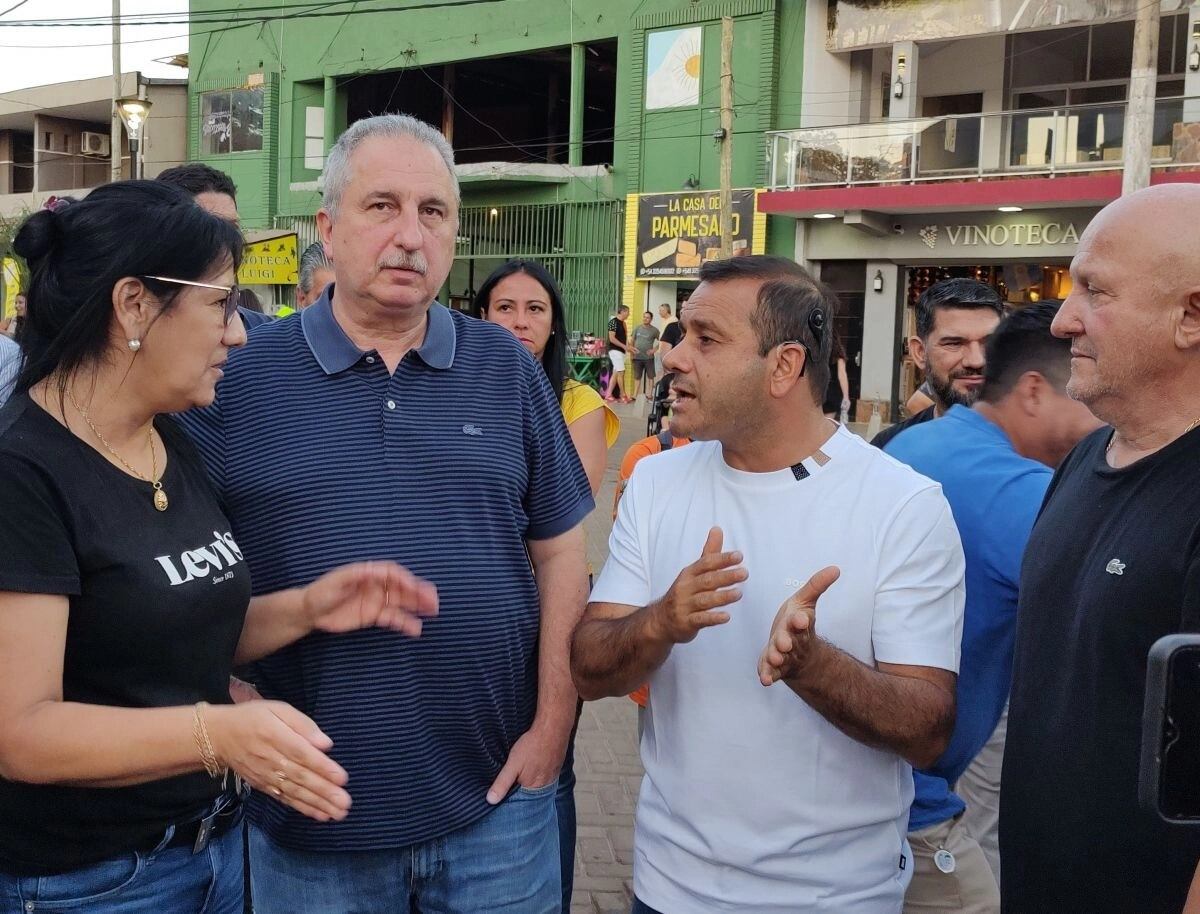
xmin=766 ymin=97 xmax=1200 ymax=191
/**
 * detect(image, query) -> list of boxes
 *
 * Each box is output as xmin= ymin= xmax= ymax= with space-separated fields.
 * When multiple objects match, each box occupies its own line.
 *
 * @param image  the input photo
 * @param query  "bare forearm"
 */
xmin=532 ymin=547 xmax=589 ymax=736
xmin=1184 ymin=860 xmax=1200 ymax=914
xmin=235 ymin=588 xmax=310 ymax=665
xmin=572 ymin=605 xmax=672 ymax=700
xmin=0 ymin=702 xmax=205 ymax=787
xmin=785 ymin=642 xmax=954 ymax=768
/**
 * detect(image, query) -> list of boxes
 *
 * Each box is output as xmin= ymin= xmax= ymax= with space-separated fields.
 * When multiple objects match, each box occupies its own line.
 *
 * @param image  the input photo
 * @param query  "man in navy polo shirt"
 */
xmin=180 ymin=115 xmax=593 ymax=912
xmin=885 ymin=302 xmax=1101 ymax=913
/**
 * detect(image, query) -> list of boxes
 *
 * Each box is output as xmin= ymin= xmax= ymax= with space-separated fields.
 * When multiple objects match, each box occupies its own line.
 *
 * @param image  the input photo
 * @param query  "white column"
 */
xmin=860 ymin=261 xmax=900 ymax=405
xmin=889 ymin=41 xmax=920 ymax=120
xmin=1186 ymin=9 xmax=1200 ymax=124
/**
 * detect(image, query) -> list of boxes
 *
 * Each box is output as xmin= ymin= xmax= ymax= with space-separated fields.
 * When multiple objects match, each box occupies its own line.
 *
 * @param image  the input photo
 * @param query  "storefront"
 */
xmin=799 ymin=207 xmax=1096 ymax=422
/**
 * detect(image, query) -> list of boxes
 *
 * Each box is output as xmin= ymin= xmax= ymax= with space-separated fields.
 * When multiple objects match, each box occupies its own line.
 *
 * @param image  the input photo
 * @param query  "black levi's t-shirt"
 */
xmin=1001 ymin=425 xmax=1200 ymax=914
xmin=607 ymin=316 xmax=627 ymax=352
xmin=0 ymin=395 xmax=251 ymax=875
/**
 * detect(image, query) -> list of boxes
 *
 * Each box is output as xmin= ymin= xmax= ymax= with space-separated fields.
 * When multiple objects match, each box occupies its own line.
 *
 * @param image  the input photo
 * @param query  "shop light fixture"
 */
xmin=893 ymin=54 xmax=906 ymax=100
xmin=998 ymin=205 xmax=1023 ymax=213
xmin=489 ymin=207 xmax=499 ymax=218
xmin=812 ymin=212 xmax=837 ymax=219
xmin=873 ymin=270 xmax=884 ymax=292
xmin=1190 ymin=44 xmax=1200 ymax=72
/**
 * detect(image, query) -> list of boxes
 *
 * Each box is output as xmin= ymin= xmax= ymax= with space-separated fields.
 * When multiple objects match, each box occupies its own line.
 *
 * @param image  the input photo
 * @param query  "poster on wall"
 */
xmin=825 ymin=0 xmax=1181 ymax=50
xmin=645 ymin=27 xmax=702 ymax=110
xmin=636 ymin=190 xmax=754 ymax=279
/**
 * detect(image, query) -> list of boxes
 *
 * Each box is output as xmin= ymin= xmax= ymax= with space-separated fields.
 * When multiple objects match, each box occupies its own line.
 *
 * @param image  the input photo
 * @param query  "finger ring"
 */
xmin=270 ymin=785 xmax=283 ymax=798
xmin=274 ymin=769 xmax=288 ymax=782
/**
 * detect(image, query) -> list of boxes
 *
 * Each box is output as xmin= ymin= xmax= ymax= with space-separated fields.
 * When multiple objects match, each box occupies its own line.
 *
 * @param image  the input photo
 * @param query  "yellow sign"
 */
xmin=238 ymin=233 xmax=298 ymax=285
xmin=1 ymin=258 xmax=19 ymax=320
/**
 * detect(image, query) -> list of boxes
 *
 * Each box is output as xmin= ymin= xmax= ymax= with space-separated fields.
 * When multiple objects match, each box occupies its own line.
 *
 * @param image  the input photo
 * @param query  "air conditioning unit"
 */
xmin=80 ymin=131 xmax=111 ymax=157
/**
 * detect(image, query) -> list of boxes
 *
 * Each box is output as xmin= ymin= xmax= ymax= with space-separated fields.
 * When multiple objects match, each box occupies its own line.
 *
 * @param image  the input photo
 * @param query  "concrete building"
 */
xmin=0 ymin=72 xmax=187 ymax=218
xmin=761 ymin=0 xmax=1200 ymax=421
xmin=186 ymin=0 xmax=803 ymax=330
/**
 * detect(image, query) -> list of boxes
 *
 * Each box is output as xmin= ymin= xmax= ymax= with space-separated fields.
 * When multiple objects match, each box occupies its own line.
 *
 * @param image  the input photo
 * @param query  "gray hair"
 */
xmin=320 ymin=114 xmax=459 ymax=217
xmin=297 ymin=242 xmax=333 ymax=294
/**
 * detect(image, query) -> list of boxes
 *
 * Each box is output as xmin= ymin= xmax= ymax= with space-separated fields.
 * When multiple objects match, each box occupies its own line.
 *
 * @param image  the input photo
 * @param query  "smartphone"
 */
xmin=1140 ymin=634 xmax=1200 ymax=824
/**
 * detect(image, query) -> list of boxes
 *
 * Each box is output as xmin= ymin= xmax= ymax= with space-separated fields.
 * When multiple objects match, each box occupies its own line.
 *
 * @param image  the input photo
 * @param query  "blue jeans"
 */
xmin=556 ymin=699 xmax=584 ymax=911
xmin=249 ymin=781 xmax=560 ymax=913
xmin=0 ymin=819 xmax=242 ymax=913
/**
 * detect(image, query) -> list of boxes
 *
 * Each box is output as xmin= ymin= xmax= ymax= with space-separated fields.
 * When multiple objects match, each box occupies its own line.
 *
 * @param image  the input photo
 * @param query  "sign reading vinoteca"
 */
xmin=636 ymin=189 xmax=755 ymax=279
xmin=944 ymin=222 xmax=1081 ymax=247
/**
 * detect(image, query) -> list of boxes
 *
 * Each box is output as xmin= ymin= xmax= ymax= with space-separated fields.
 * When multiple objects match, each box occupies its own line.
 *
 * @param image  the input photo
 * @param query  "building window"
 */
xmin=201 ymin=87 xmax=264 ymax=154
xmin=304 ymin=106 xmax=324 ymax=170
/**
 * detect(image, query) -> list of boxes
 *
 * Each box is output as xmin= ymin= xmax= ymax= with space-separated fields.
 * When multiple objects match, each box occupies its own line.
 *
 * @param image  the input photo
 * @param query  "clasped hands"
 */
xmin=646 ymin=527 xmax=841 ymax=686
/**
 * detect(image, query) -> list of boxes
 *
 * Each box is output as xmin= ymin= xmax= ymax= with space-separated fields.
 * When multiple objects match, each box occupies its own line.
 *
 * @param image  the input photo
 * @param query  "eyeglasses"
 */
xmin=142 ymin=276 xmax=240 ymax=325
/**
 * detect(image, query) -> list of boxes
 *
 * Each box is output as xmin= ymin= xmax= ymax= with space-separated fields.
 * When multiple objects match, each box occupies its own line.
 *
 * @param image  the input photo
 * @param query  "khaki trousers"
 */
xmin=903 ymin=813 xmax=1000 ymax=914
xmin=956 ymin=704 xmax=1006 ymax=883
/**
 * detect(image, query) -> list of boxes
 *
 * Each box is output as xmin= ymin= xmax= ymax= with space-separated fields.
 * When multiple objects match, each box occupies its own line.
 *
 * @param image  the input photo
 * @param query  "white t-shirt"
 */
xmin=591 ymin=425 xmax=965 ymax=913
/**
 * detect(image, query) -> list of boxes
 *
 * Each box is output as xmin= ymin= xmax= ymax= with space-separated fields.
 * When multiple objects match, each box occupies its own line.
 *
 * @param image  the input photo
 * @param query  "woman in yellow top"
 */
xmin=474 ymin=259 xmax=617 ymax=911
xmin=474 ymin=260 xmax=618 ymax=493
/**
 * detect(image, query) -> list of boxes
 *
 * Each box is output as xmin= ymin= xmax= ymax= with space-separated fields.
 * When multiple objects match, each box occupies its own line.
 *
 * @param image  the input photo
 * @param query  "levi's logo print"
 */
xmin=156 ymin=531 xmax=244 ymax=586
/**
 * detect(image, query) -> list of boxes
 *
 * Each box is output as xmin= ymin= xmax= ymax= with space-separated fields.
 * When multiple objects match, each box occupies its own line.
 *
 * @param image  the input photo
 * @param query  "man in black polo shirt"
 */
xmin=1001 ymin=184 xmax=1200 ymax=913
xmin=871 ymin=279 xmax=1004 ymax=449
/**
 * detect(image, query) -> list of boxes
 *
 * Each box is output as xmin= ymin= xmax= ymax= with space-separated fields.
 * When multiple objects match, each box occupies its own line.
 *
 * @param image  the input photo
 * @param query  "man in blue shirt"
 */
xmin=886 ymin=302 xmax=1102 ymax=913
xmin=180 ymin=115 xmax=593 ymax=913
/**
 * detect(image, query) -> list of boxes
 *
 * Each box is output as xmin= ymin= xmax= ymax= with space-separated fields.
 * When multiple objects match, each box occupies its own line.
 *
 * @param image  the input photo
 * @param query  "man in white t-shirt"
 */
xmin=572 ymin=255 xmax=965 ymax=914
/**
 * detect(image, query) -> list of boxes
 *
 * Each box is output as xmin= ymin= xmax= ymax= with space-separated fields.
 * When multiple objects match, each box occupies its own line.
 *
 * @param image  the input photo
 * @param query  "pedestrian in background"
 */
xmin=631 ymin=310 xmax=660 ymax=401
xmin=476 ymin=257 xmax=618 ymax=910
xmin=872 ymin=279 xmax=1004 ymax=449
xmin=887 ymin=301 xmax=1102 ymax=913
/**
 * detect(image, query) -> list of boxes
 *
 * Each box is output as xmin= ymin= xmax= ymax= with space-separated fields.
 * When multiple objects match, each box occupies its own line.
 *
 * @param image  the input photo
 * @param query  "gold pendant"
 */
xmin=154 ymin=488 xmax=169 ymax=512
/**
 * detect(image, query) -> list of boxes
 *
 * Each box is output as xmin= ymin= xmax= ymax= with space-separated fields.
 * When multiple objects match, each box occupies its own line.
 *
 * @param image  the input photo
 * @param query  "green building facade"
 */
xmin=187 ymin=0 xmax=805 ymax=332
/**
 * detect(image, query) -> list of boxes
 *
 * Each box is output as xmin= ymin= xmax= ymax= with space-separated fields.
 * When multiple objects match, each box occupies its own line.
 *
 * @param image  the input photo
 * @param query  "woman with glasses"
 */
xmin=0 ymin=182 xmax=437 ymax=913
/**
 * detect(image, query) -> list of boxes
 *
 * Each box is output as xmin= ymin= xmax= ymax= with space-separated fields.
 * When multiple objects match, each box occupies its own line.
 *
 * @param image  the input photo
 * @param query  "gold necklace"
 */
xmin=65 ymin=390 xmax=168 ymax=511
xmin=1107 ymin=417 xmax=1200 ymax=454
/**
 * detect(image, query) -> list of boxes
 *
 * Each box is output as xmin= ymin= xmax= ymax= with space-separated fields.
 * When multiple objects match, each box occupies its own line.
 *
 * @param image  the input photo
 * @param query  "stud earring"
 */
xmin=127 ymin=339 xmax=141 ymax=351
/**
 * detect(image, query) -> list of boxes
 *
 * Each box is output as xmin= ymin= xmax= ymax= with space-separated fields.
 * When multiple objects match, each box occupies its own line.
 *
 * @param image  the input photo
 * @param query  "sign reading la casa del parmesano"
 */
xmin=636 ymin=189 xmax=755 ymax=279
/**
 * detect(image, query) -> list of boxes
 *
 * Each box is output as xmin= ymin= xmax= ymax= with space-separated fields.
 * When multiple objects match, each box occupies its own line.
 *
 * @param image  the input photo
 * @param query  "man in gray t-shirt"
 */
xmin=631 ymin=311 xmax=660 ymax=399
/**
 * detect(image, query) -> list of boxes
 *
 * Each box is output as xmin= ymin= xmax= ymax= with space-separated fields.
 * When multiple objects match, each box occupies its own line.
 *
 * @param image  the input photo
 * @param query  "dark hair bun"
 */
xmin=12 ymin=209 xmax=59 ymax=264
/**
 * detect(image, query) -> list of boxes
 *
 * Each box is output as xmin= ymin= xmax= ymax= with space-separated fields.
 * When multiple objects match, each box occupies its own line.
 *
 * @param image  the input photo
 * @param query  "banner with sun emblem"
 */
xmin=645 ymin=27 xmax=702 ymax=110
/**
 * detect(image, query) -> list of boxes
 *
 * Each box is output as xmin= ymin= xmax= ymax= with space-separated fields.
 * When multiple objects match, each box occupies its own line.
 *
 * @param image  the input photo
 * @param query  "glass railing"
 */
xmin=766 ymin=97 xmax=1200 ymax=190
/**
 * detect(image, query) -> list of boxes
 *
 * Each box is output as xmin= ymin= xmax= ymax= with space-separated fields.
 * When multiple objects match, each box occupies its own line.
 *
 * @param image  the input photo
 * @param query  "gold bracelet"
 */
xmin=193 ymin=702 xmax=224 ymax=779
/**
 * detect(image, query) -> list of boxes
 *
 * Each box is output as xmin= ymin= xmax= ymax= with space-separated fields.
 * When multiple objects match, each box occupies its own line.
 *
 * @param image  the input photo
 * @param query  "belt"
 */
xmin=159 ymin=793 xmax=244 ymax=854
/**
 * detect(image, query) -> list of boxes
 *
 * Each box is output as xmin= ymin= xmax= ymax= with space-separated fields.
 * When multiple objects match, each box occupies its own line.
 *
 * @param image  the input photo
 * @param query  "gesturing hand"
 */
xmin=304 ymin=561 xmax=439 ymax=639
xmin=758 ymin=566 xmax=841 ymax=686
xmin=649 ymin=527 xmax=746 ymax=645
xmin=207 ymin=701 xmax=352 ymax=822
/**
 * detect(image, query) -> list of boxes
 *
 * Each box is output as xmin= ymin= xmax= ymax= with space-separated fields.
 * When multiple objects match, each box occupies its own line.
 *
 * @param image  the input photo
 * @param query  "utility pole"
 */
xmin=111 ymin=0 xmax=122 ymax=182
xmin=718 ymin=16 xmax=734 ymax=257
xmin=1122 ymin=0 xmax=1160 ymax=194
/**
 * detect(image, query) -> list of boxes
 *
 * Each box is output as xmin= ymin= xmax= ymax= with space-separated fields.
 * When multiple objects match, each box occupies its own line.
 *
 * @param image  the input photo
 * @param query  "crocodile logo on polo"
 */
xmin=1106 ymin=558 xmax=1126 ymax=576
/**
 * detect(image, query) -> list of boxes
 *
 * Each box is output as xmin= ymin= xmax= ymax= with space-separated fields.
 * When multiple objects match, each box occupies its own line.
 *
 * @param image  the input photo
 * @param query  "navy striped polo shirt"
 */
xmin=178 ymin=290 xmax=594 ymax=850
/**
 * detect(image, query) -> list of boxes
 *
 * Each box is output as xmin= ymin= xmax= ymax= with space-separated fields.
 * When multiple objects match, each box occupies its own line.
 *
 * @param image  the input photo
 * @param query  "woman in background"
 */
xmin=475 ymin=259 xmax=618 ymax=910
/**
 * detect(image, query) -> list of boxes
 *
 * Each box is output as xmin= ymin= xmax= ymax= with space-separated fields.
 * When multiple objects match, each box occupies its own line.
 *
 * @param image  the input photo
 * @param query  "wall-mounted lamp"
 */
xmin=873 ymin=269 xmax=884 ymax=293
xmin=893 ymin=54 xmax=906 ymax=100
xmin=682 ymin=174 xmax=700 ymax=190
xmin=1191 ymin=45 xmax=1200 ymax=72
xmin=489 ymin=207 xmax=499 ymax=218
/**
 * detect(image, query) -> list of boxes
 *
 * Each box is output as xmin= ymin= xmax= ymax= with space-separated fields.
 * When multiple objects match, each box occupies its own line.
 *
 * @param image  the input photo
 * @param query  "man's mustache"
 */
xmin=378 ymin=253 xmax=428 ymax=275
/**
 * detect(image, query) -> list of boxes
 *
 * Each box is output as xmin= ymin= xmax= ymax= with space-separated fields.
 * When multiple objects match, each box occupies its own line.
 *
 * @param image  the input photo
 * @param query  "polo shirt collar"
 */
xmin=301 ymin=285 xmax=457 ymax=375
